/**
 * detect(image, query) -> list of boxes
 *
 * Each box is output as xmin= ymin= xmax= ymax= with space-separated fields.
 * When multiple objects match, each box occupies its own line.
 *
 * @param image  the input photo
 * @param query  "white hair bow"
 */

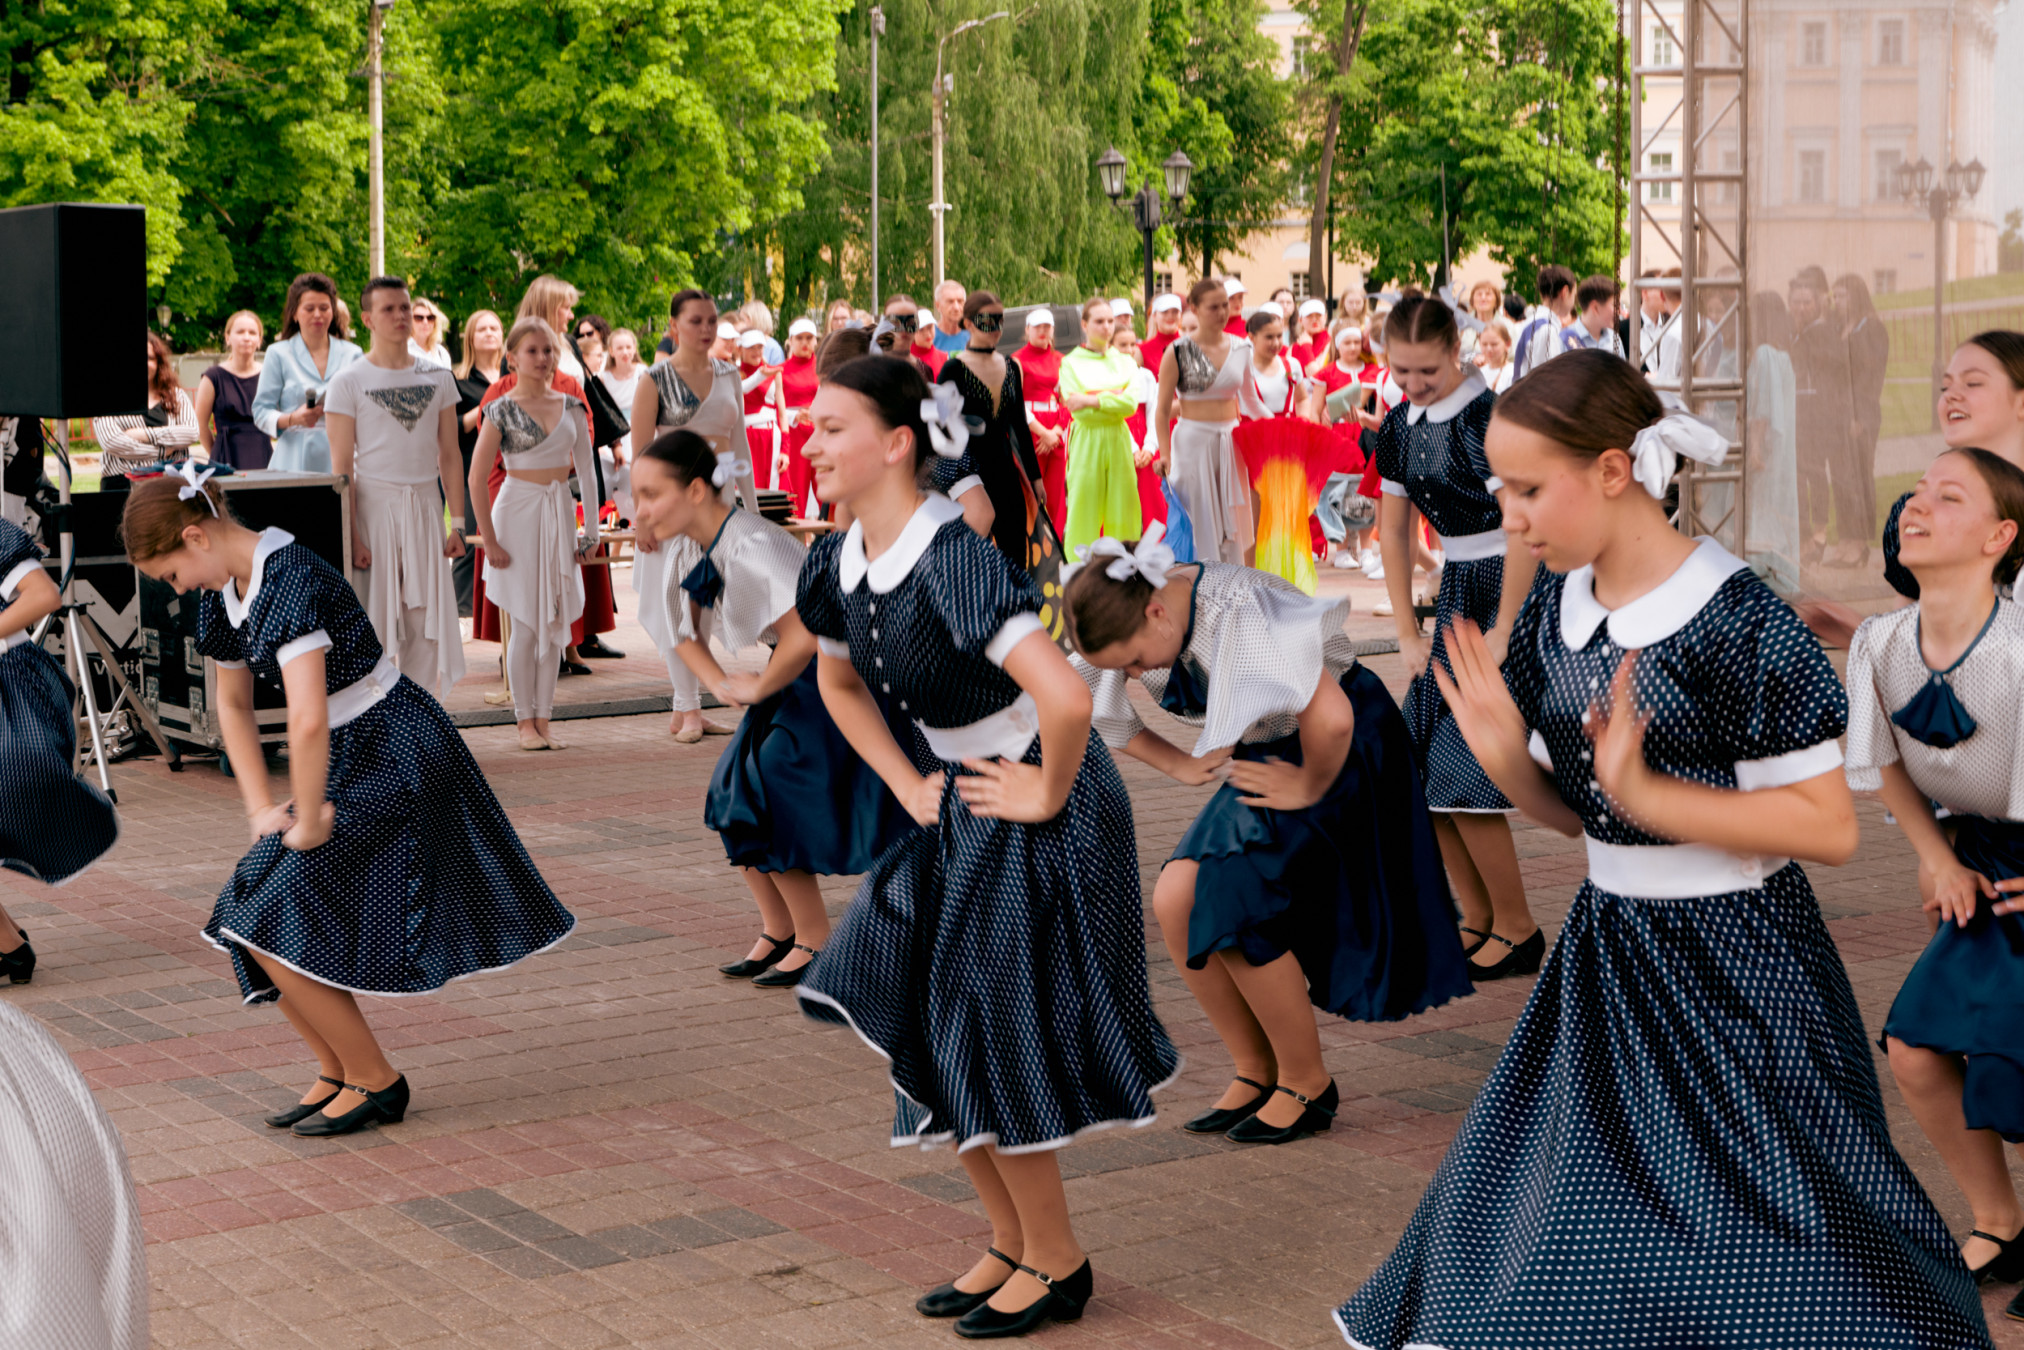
xmin=1062 ymin=520 xmax=1175 ymax=588
xmin=712 ymin=450 xmax=752 ymax=489
xmin=919 ymin=383 xmax=972 ymax=460
xmin=174 ymin=460 xmax=220 ymax=516
xmin=1628 ymin=408 xmax=1730 ymax=499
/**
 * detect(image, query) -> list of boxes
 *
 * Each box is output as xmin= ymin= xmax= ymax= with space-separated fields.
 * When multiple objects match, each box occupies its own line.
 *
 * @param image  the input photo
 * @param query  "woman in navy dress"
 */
xmin=1066 ymin=524 xmax=1470 ymax=1143
xmin=794 ymin=357 xmax=1177 ymax=1338
xmin=0 ymin=519 xmax=121 ymax=983
xmin=1364 ymin=296 xmax=1542 ymax=979
xmin=1846 ymin=447 xmax=2024 ymax=1316
xmin=1337 ymin=351 xmax=1989 ymax=1349
xmin=627 ymin=427 xmax=909 ymax=985
xmin=123 ymin=467 xmax=575 ymax=1138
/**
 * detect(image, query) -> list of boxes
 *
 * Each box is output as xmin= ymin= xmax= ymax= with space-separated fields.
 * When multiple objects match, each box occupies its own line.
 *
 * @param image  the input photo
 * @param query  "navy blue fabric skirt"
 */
xmin=205 ymin=678 xmax=576 ymax=1005
xmin=0 ymin=644 xmax=118 ymax=883
xmin=1336 ymin=863 xmax=1990 ymax=1350
xmin=1404 ymin=555 xmax=1513 ymax=812
xmin=797 ymin=728 xmax=1180 ymax=1152
xmin=704 ymin=661 xmax=911 ymax=875
xmin=1883 ymin=815 xmax=2024 ymax=1142
xmin=1172 ymin=665 xmax=1471 ymax=1022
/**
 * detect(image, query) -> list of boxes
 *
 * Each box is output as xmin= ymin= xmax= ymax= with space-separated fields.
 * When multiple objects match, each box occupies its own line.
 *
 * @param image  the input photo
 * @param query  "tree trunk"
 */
xmin=1306 ymin=0 xmax=1369 ymax=311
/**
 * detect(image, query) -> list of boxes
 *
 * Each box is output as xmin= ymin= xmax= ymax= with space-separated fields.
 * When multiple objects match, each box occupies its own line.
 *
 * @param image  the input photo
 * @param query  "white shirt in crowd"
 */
xmin=323 ymin=360 xmax=459 ymax=484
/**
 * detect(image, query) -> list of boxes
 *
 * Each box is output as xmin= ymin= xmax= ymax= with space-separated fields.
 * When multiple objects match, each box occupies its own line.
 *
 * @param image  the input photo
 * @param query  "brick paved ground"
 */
xmin=9 ymin=563 xmax=2021 ymax=1348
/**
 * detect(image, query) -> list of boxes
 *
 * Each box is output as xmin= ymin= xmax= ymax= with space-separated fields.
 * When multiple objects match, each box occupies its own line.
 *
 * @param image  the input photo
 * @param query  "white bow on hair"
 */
xmin=1628 ymin=408 xmax=1730 ymax=499
xmin=1062 ymin=520 xmax=1175 ymax=588
xmin=919 ymin=383 xmax=972 ymax=460
xmin=174 ymin=461 xmax=220 ymax=516
xmin=712 ymin=450 xmax=752 ymax=488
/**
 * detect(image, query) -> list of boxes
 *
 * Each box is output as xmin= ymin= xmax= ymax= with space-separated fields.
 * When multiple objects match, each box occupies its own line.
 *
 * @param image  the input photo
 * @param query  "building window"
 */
xmin=1291 ymin=36 xmax=1313 ymax=79
xmin=1289 ymin=273 xmax=1311 ymax=301
xmin=1648 ymin=152 xmax=1675 ymax=201
xmin=1800 ymin=22 xmax=1828 ymax=65
xmin=1154 ymin=270 xmax=1174 ymax=294
xmin=1797 ymin=150 xmax=1827 ymax=203
xmin=1874 ymin=148 xmax=1902 ymax=202
xmin=1651 ymin=24 xmax=1676 ymax=66
xmin=1873 ymin=269 xmax=1897 ymax=295
xmin=1877 ymin=18 xmax=1905 ymax=65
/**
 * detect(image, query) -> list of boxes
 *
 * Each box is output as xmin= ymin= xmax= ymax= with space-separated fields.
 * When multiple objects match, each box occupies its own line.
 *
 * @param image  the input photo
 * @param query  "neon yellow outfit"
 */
xmin=1057 ymin=346 xmax=1143 ymax=552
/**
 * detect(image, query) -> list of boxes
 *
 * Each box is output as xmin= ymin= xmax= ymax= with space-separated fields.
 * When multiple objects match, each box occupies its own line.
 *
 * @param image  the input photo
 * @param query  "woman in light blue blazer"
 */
xmin=251 ymin=272 xmax=363 ymax=473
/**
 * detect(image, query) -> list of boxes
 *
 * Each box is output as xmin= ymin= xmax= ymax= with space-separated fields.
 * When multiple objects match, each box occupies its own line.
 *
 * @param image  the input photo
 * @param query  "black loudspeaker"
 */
xmin=0 ymin=203 xmax=148 ymax=419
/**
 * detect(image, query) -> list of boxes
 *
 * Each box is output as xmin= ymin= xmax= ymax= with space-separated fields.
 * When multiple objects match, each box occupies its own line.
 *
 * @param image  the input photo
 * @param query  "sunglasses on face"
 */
xmin=887 ymin=312 xmax=919 ymax=333
xmin=969 ymin=311 xmax=1005 ymax=333
xmin=414 ymin=312 xmax=435 ymax=324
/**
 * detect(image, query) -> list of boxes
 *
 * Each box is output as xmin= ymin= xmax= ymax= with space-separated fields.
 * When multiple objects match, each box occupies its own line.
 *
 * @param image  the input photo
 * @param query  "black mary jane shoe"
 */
xmin=953 ymin=1258 xmax=1092 ymax=1339
xmin=292 ymin=1075 xmax=410 ymax=1138
xmin=1967 ymin=1227 xmax=2024 ymax=1285
xmin=750 ymin=944 xmax=819 ymax=988
xmin=578 ymin=637 xmax=626 ymax=659
xmin=1182 ymin=1076 xmax=1274 ymax=1135
xmin=1225 ymin=1080 xmax=1338 ymax=1145
xmin=265 ymin=1075 xmax=344 ymax=1129
xmin=559 ymin=657 xmax=594 ymax=677
xmin=0 ymin=932 xmax=34 ymax=985
xmin=916 ymin=1247 xmax=1017 ymax=1317
xmin=719 ymin=932 xmax=795 ymax=979
xmin=1468 ymin=928 xmax=1545 ymax=982
xmin=1458 ymin=926 xmax=1492 ymax=959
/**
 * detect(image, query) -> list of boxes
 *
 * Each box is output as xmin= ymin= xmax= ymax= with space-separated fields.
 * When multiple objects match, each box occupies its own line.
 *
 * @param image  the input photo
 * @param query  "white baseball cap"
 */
xmin=787 ymin=317 xmax=819 ymax=338
xmin=736 ymin=328 xmax=766 ymax=348
xmin=1299 ymin=298 xmax=1328 ymax=319
xmin=716 ymin=322 xmax=741 ymax=342
xmin=1149 ymin=293 xmax=1182 ymax=315
xmin=1025 ymin=309 xmax=1055 ymax=328
xmin=1110 ymin=297 xmax=1133 ymax=315
xmin=1224 ymin=277 xmax=1248 ymax=297
xmin=1254 ymin=301 xmax=1284 ymax=320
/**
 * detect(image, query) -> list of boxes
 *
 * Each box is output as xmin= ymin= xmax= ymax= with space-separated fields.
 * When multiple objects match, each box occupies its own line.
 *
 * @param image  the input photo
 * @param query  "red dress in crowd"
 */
xmin=1014 ymin=344 xmax=1071 ymax=530
xmin=740 ymin=357 xmax=781 ymax=488
xmin=778 ymin=354 xmax=819 ymax=517
xmin=1139 ymin=330 xmax=1177 ymax=381
xmin=1233 ymin=351 xmax=1337 ymax=591
xmin=469 ymin=372 xmax=618 ymax=646
xmin=1312 ymin=362 xmax=1370 ymax=477
xmin=911 ymin=339 xmax=946 ymax=379
xmin=1224 ymin=317 xmax=1248 ymax=337
xmin=1123 ymin=359 xmax=1168 ymax=533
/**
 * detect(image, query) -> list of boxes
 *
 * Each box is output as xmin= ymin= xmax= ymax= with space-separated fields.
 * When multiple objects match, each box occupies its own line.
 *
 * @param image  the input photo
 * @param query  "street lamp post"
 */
xmin=931 ymin=12 xmax=1011 ymax=286
xmin=366 ymin=0 xmax=396 ymax=278
xmin=1097 ymin=148 xmax=1194 ymax=313
xmin=1896 ymin=155 xmax=1986 ymax=427
xmin=870 ymin=5 xmax=884 ymax=305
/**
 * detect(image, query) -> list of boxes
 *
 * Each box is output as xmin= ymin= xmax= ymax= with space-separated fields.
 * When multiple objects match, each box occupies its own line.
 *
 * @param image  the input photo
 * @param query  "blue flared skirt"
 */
xmin=1883 ymin=815 xmax=2024 ymax=1142
xmin=1172 ymin=665 xmax=1472 ymax=1022
xmin=797 ymin=728 xmax=1180 ymax=1152
xmin=1403 ymin=555 xmax=1512 ymax=812
xmin=1334 ymin=862 xmax=1990 ymax=1349
xmin=205 ymin=677 xmax=576 ymax=1004
xmin=703 ymin=661 xmax=912 ymax=875
xmin=0 ymin=643 xmax=118 ymax=884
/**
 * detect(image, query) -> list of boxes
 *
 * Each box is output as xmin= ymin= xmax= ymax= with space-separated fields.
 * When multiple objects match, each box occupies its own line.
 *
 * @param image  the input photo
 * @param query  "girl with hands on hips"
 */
xmin=1841 ymin=445 xmax=2024 ymax=1294
xmin=1068 ymin=524 xmax=1470 ymax=1146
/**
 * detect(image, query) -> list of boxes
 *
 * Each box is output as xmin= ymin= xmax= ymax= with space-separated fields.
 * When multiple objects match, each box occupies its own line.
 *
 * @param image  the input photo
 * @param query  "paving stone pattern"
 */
xmin=7 ymin=595 xmax=2021 ymax=1346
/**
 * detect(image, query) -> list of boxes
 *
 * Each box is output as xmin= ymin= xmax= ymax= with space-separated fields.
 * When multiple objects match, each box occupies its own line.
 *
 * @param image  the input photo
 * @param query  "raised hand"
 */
xmin=1586 ymin=650 xmax=1656 ymax=821
xmin=1431 ymin=619 xmax=1528 ymax=774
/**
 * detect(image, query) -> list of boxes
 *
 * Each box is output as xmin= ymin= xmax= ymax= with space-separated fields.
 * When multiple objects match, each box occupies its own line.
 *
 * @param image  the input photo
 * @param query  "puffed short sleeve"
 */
xmin=0 ymin=519 xmax=45 ymax=603
xmin=1372 ymin=405 xmax=1409 ymax=498
xmin=254 ymin=553 xmax=341 ymax=670
xmin=715 ymin=517 xmax=807 ymax=652
xmin=1841 ymin=616 xmax=1897 ymax=794
xmin=1191 ymin=586 xmax=1340 ymax=755
xmin=1721 ymin=581 xmax=1848 ymax=789
xmin=1070 ymin=652 xmax=1146 ymax=749
xmin=920 ymin=525 xmax=1043 ymax=666
xmin=195 ymin=593 xmax=249 ymax=667
xmin=928 ymin=449 xmax=983 ymax=504
xmin=795 ymin=531 xmax=850 ymax=659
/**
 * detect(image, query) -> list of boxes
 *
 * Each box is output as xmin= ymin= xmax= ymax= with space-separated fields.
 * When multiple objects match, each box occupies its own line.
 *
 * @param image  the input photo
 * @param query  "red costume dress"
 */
xmin=1123 ymin=368 xmax=1167 ymax=532
xmin=778 ymin=354 xmax=819 ymax=517
xmin=910 ymin=340 xmax=946 ymax=378
xmin=740 ymin=358 xmax=781 ymax=489
xmin=1233 ymin=351 xmax=1335 ymax=593
xmin=1014 ymin=344 xmax=1071 ymax=531
xmin=1224 ymin=317 xmax=1248 ymax=337
xmin=1139 ymin=330 xmax=1178 ymax=381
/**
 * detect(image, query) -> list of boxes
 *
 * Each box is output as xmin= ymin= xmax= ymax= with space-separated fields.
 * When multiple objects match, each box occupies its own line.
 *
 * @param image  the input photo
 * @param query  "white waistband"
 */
xmin=1024 ymin=399 xmax=1059 ymax=416
xmin=916 ymin=692 xmax=1039 ymax=764
xmin=1176 ymin=416 xmax=1239 ymax=432
xmin=328 ymin=654 xmax=402 ymax=729
xmin=744 ymin=411 xmax=777 ymax=428
xmin=1584 ymin=836 xmax=1789 ymax=899
xmin=0 ymin=630 xmax=26 ymax=654
xmin=1437 ymin=529 xmax=1506 ymax=563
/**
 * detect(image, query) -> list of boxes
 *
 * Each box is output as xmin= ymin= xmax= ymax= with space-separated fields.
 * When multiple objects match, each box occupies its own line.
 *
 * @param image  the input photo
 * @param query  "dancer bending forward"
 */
xmin=1337 ymin=351 xmax=1991 ymax=1349
xmin=123 ymin=469 xmax=574 ymax=1138
xmin=794 ymin=356 xmax=1178 ymax=1339
xmin=1068 ymin=524 xmax=1469 ymax=1142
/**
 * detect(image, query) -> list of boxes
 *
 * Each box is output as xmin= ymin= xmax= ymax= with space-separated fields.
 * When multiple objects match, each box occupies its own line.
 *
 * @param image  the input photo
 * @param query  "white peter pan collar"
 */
xmin=1558 ymin=536 xmax=1749 ymax=651
xmin=839 ymin=493 xmax=965 ymax=594
xmin=220 ymin=528 xmax=296 ymax=629
xmin=1405 ymin=370 xmax=1487 ymax=425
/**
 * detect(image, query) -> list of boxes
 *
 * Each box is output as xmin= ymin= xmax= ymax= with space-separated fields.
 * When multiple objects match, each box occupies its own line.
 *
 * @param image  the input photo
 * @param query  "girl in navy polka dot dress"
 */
xmin=1364 ymin=297 xmax=1543 ymax=981
xmin=793 ymin=357 xmax=1178 ymax=1339
xmin=626 ymin=428 xmax=910 ymax=986
xmin=0 ymin=517 xmax=121 ymax=984
xmin=1336 ymin=352 xmax=1991 ymax=1349
xmin=1066 ymin=527 xmax=1471 ymax=1144
xmin=124 ymin=470 xmax=576 ymax=1138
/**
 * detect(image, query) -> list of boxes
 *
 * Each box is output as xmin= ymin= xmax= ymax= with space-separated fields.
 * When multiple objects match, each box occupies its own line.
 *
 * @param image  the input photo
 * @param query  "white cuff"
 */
xmin=815 ymin=636 xmax=851 ymax=659
xmin=1844 ymin=762 xmax=1886 ymax=794
xmin=1734 ymin=739 xmax=1843 ymax=791
xmin=948 ymin=475 xmax=985 ymax=502
xmin=213 ymin=659 xmax=248 ymax=670
xmin=1379 ymin=478 xmax=1409 ymax=497
xmin=984 ymin=612 xmax=1047 ymax=667
xmin=0 ymin=558 xmax=41 ymax=603
xmin=1527 ymin=729 xmax=1553 ymax=770
xmin=275 ymin=629 xmax=334 ymax=669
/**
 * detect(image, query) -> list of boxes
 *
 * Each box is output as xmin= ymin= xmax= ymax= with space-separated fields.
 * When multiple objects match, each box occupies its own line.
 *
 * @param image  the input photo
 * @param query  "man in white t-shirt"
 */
xmin=324 ymin=278 xmax=468 ymax=698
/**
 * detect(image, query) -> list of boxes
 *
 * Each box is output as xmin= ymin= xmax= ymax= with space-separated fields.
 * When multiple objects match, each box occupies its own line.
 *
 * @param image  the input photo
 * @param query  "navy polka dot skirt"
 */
xmin=798 ymin=729 xmax=1182 ymax=1153
xmin=1406 ymin=556 xmax=1514 ymax=813
xmin=0 ymin=643 xmax=118 ymax=884
xmin=205 ymin=679 xmax=576 ymax=1004
xmin=1334 ymin=864 xmax=1993 ymax=1350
